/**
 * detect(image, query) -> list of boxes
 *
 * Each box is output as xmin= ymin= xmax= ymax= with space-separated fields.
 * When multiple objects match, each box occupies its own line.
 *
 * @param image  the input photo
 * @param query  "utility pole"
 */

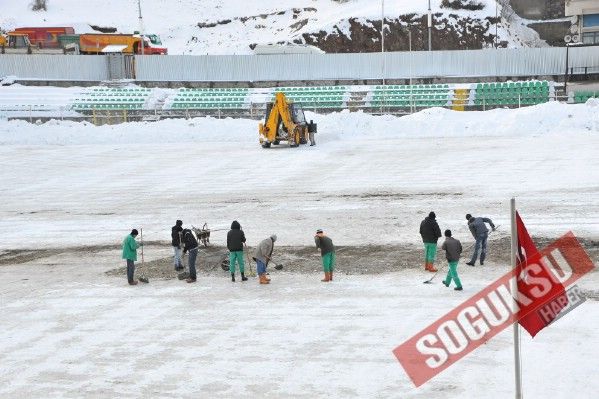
xmin=381 ymin=0 xmax=385 ymax=87
xmin=137 ymin=0 xmax=145 ymax=55
xmin=428 ymin=0 xmax=432 ymax=51
xmin=495 ymin=1 xmax=499 ymax=48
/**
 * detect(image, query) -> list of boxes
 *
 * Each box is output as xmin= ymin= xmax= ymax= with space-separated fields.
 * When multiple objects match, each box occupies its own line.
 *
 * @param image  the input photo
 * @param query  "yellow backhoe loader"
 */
xmin=259 ymin=92 xmax=310 ymax=148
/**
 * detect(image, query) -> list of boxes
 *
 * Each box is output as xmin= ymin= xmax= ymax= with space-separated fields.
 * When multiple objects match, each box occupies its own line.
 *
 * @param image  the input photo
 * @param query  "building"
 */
xmin=565 ymin=0 xmax=599 ymax=44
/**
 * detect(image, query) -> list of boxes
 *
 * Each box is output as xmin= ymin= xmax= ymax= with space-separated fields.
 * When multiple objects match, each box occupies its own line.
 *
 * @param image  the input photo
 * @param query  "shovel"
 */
xmin=138 ymin=228 xmax=149 ymax=284
xmin=272 ymin=259 xmax=283 ymax=270
xmin=244 ymin=243 xmax=257 ymax=277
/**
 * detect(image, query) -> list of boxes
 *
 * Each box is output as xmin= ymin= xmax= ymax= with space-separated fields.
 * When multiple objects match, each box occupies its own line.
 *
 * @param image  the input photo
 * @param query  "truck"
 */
xmin=74 ymin=33 xmax=167 ymax=54
xmin=259 ymin=92 xmax=312 ymax=148
xmin=0 ymin=32 xmax=65 ymax=54
xmin=134 ymin=31 xmax=168 ymax=55
xmin=13 ymin=27 xmax=75 ymax=48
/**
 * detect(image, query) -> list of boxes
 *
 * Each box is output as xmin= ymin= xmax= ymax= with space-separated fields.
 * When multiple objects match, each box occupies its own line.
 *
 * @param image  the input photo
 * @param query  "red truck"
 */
xmin=13 ymin=27 xmax=75 ymax=48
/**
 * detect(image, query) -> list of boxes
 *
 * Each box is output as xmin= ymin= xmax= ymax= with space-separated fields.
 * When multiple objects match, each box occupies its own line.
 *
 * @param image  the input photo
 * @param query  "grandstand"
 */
xmin=0 ymin=79 xmax=591 ymax=123
xmin=71 ymin=87 xmax=152 ymax=111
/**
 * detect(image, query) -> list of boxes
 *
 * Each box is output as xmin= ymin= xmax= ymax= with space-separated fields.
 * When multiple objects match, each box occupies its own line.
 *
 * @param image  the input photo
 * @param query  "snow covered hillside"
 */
xmin=0 ymin=101 xmax=598 ymax=249
xmin=0 ymin=0 xmax=546 ymax=55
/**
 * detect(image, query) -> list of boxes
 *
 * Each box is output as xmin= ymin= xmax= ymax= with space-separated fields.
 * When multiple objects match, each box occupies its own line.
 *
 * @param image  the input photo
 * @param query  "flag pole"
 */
xmin=510 ymin=198 xmax=523 ymax=398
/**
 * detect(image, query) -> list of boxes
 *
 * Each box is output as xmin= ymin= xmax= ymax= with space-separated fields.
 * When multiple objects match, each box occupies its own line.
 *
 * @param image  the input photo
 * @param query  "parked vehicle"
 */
xmin=134 ymin=32 xmax=168 ymax=55
xmin=0 ymin=32 xmax=65 ymax=54
xmin=72 ymin=33 xmax=167 ymax=55
xmin=1 ymin=28 xmax=168 ymax=55
xmin=13 ymin=27 xmax=75 ymax=48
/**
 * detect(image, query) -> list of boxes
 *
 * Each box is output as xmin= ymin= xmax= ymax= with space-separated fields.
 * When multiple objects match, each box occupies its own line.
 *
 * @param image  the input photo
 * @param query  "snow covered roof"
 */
xmin=101 ymin=44 xmax=128 ymax=53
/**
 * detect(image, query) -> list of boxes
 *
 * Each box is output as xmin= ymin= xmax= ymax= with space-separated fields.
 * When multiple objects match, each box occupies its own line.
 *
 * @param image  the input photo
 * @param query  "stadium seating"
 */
xmin=369 ymin=84 xmax=452 ymax=108
xmin=473 ymin=81 xmax=551 ymax=106
xmin=168 ymin=88 xmax=250 ymax=110
xmin=572 ymin=91 xmax=598 ymax=104
xmin=71 ymin=88 xmax=151 ymax=111
xmin=62 ymin=81 xmax=557 ymax=114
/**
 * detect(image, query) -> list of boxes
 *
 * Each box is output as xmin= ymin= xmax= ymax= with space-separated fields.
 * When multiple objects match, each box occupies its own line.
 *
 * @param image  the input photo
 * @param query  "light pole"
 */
xmin=137 ymin=0 xmax=145 ymax=55
xmin=564 ymin=42 xmax=584 ymax=96
xmin=495 ymin=1 xmax=498 ymax=48
xmin=428 ymin=0 xmax=432 ymax=51
xmin=381 ymin=0 xmax=385 ymax=87
xmin=409 ymin=29 xmax=414 ymax=113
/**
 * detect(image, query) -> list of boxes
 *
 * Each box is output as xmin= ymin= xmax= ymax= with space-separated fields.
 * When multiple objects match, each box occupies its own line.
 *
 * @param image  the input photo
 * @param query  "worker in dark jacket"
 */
xmin=308 ymin=120 xmax=317 ymax=146
xmin=227 ymin=220 xmax=247 ymax=282
xmin=419 ymin=211 xmax=442 ymax=272
xmin=441 ymin=229 xmax=463 ymax=291
xmin=465 ymin=213 xmax=496 ymax=266
xmin=182 ymin=229 xmax=199 ymax=283
xmin=315 ymin=229 xmax=335 ymax=282
xmin=171 ymin=219 xmax=184 ymax=271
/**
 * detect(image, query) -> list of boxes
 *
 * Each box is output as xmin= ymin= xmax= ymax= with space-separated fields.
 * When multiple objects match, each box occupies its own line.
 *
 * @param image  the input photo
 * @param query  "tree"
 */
xmin=31 ymin=0 xmax=48 ymax=11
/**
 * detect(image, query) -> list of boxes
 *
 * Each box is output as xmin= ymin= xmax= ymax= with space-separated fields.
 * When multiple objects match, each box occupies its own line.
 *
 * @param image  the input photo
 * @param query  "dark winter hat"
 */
xmin=231 ymin=220 xmax=241 ymax=230
xmin=445 ymin=229 xmax=452 ymax=237
xmin=316 ymin=229 xmax=323 ymax=234
xmin=429 ymin=211 xmax=436 ymax=219
xmin=176 ymin=220 xmax=183 ymax=226
xmin=131 ymin=229 xmax=139 ymax=236
xmin=465 ymin=214 xmax=472 ymax=220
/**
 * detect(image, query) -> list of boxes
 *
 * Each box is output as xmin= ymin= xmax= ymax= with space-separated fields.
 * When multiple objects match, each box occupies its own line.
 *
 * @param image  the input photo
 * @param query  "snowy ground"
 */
xmin=1 ymin=101 xmax=598 ymax=397
xmin=1 ymin=247 xmax=597 ymax=398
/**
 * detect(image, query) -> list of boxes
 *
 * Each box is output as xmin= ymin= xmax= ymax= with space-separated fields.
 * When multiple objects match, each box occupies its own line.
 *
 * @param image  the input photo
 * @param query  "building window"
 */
xmin=582 ymin=13 xmax=599 ymax=28
xmin=582 ymin=32 xmax=599 ymax=44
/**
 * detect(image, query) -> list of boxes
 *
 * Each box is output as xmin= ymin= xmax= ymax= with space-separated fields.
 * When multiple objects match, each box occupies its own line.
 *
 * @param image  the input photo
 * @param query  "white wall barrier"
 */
xmin=1 ymin=47 xmax=598 ymax=82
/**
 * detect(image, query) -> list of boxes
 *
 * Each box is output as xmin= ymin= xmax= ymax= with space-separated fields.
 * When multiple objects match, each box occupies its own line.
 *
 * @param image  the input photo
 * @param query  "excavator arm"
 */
xmin=259 ymin=92 xmax=308 ymax=148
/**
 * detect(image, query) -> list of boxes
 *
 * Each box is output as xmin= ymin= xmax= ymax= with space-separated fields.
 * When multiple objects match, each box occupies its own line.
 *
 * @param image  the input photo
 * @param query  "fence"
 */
xmin=0 ymin=54 xmax=108 ymax=81
xmin=135 ymin=47 xmax=599 ymax=81
xmin=1 ymin=47 xmax=599 ymax=82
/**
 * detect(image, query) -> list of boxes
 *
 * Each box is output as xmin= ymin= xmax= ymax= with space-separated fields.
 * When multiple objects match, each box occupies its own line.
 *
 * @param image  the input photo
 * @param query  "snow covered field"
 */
xmin=1 ymin=101 xmax=598 ymax=397
xmin=1 ymin=246 xmax=597 ymax=398
xmin=0 ymin=101 xmax=598 ymax=250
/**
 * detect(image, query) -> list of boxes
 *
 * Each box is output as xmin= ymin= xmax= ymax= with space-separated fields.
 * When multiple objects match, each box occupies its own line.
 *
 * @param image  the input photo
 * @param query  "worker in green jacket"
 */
xmin=122 ymin=229 xmax=141 ymax=285
xmin=315 ymin=229 xmax=335 ymax=282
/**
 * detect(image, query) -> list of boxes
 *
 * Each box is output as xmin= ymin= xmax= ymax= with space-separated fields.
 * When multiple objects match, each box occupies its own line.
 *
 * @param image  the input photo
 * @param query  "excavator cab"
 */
xmin=259 ymin=92 xmax=310 ymax=148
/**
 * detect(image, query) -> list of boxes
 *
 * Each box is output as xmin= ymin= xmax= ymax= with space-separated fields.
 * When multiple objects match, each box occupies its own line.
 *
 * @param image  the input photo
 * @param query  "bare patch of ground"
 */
xmin=103 ymin=236 xmax=599 ymax=280
xmin=2 ymin=236 xmax=597 ymax=299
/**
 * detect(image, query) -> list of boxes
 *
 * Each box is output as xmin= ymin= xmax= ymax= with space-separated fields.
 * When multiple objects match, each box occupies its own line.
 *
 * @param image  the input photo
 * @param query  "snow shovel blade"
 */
xmin=423 ymin=279 xmax=434 ymax=284
xmin=178 ymin=272 xmax=190 ymax=280
xmin=274 ymin=264 xmax=283 ymax=270
xmin=139 ymin=276 xmax=149 ymax=284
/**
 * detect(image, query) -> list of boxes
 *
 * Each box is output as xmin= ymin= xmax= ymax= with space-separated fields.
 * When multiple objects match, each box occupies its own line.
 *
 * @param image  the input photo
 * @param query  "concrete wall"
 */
xmin=511 ymin=0 xmax=565 ymax=19
xmin=527 ymin=21 xmax=571 ymax=46
xmin=565 ymin=0 xmax=599 ymax=16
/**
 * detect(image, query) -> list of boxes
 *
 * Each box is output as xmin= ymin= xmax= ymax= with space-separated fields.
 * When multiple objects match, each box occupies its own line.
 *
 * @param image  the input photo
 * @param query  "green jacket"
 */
xmin=122 ymin=234 xmax=139 ymax=261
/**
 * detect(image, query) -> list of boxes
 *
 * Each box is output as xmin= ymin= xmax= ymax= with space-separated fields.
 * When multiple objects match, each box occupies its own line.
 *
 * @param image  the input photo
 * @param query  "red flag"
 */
xmin=516 ymin=212 xmax=568 ymax=337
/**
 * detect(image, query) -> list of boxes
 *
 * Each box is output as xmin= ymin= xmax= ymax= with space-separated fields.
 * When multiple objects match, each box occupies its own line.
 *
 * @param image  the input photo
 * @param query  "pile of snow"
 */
xmin=1 ymin=101 xmax=597 ymax=146
xmin=0 ymin=76 xmax=17 ymax=86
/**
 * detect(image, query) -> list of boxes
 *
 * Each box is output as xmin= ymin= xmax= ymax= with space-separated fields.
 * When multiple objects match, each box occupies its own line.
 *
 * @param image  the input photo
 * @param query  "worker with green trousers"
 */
xmin=419 ymin=211 xmax=442 ymax=272
xmin=227 ymin=220 xmax=247 ymax=282
xmin=122 ymin=229 xmax=141 ymax=285
xmin=315 ymin=229 xmax=335 ymax=282
xmin=441 ymin=229 xmax=463 ymax=291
